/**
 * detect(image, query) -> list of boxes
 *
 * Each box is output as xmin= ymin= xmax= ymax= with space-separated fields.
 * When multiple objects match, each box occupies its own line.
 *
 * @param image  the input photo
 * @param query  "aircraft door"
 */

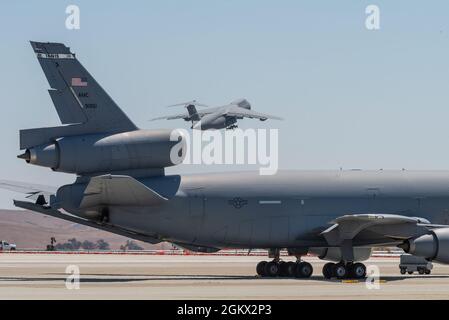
xmin=188 ymin=191 xmax=206 ymax=243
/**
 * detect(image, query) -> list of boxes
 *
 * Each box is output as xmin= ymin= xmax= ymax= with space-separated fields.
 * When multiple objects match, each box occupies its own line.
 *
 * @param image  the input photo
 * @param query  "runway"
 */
xmin=0 ymin=253 xmax=448 ymax=299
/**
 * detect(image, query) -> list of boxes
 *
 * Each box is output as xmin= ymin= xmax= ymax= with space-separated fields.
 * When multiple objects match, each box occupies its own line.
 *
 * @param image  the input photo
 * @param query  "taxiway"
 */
xmin=0 ymin=254 xmax=447 ymax=299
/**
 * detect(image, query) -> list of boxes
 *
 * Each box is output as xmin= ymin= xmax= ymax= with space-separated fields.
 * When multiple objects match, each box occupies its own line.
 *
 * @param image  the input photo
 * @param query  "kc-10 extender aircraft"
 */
xmin=2 ymin=41 xmax=449 ymax=280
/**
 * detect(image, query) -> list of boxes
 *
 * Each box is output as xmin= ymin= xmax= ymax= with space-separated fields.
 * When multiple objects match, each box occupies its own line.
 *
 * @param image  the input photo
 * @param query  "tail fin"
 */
xmin=30 ymin=41 xmax=137 ymax=132
xmin=186 ymin=104 xmax=200 ymax=121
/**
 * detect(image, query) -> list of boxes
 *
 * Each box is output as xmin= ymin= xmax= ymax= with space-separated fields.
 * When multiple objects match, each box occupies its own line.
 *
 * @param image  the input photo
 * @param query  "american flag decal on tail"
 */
xmin=71 ymin=77 xmax=88 ymax=87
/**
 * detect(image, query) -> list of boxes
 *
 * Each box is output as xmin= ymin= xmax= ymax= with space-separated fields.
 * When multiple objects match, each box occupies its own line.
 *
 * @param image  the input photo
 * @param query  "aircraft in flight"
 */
xmin=2 ymin=41 xmax=449 ymax=280
xmin=151 ymin=99 xmax=282 ymax=130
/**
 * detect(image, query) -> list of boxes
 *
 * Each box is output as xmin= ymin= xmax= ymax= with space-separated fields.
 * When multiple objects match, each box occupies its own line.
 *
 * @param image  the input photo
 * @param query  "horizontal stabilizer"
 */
xmin=20 ymin=124 xmax=107 ymax=150
xmin=80 ymin=175 xmax=168 ymax=208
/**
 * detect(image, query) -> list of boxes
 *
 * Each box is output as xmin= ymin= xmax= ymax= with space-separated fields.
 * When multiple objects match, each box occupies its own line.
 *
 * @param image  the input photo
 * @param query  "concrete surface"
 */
xmin=0 ymin=253 xmax=448 ymax=299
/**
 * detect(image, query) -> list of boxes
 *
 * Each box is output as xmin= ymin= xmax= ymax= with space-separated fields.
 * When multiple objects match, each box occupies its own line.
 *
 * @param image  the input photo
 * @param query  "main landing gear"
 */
xmin=322 ymin=262 xmax=367 ymax=279
xmin=256 ymin=249 xmax=313 ymax=278
xmin=256 ymin=260 xmax=314 ymax=278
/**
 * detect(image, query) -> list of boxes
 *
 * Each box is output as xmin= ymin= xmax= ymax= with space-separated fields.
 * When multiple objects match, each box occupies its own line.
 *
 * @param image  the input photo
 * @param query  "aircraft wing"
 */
xmin=223 ymin=105 xmax=283 ymax=121
xmin=320 ymin=213 xmax=447 ymax=247
xmin=14 ymin=200 xmax=162 ymax=244
xmin=150 ymin=107 xmax=220 ymax=122
xmin=79 ymin=175 xmax=168 ymax=208
xmin=0 ymin=180 xmax=56 ymax=202
xmin=1 ymin=178 xmax=164 ymax=244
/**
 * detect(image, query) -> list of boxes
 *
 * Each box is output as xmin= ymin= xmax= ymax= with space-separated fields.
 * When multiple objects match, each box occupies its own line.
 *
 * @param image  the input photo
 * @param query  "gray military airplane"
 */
xmin=151 ymin=99 xmax=282 ymax=130
xmin=2 ymin=41 xmax=449 ymax=280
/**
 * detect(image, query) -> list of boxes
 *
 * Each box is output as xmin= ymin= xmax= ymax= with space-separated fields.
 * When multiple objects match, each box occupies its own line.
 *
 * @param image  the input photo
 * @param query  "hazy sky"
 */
xmin=1 ymin=1 xmax=449 ymax=208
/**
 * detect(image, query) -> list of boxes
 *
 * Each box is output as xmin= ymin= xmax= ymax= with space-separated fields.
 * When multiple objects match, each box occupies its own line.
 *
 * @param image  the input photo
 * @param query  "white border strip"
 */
xmin=36 ymin=53 xmax=75 ymax=59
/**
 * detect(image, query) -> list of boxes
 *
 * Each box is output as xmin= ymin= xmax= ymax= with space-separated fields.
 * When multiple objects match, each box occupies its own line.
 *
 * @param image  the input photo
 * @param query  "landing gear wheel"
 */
xmin=286 ymin=262 xmax=296 ymax=277
xmin=333 ymin=263 xmax=348 ymax=279
xmin=351 ymin=263 xmax=367 ymax=279
xmin=256 ymin=261 xmax=267 ymax=276
xmin=279 ymin=261 xmax=289 ymax=277
xmin=295 ymin=262 xmax=313 ymax=278
xmin=264 ymin=261 xmax=280 ymax=277
xmin=322 ymin=262 xmax=334 ymax=279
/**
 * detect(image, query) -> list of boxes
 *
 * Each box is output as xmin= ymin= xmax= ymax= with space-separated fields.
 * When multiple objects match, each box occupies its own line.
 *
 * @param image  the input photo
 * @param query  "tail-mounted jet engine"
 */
xmin=400 ymin=228 xmax=449 ymax=264
xmin=18 ymin=129 xmax=186 ymax=175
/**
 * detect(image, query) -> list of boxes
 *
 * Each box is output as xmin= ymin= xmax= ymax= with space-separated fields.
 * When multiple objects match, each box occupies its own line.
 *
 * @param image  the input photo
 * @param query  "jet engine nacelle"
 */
xmin=401 ymin=228 xmax=449 ymax=264
xmin=20 ymin=129 xmax=185 ymax=175
xmin=310 ymin=247 xmax=372 ymax=262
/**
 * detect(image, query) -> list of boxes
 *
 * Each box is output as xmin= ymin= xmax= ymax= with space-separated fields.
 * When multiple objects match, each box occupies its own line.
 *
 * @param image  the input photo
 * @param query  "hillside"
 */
xmin=0 ymin=209 xmax=171 ymax=250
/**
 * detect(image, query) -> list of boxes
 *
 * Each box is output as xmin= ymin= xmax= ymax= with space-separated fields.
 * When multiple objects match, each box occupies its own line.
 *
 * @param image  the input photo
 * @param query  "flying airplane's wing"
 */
xmin=150 ymin=107 xmax=220 ymax=122
xmin=0 ymin=180 xmax=56 ymax=203
xmin=223 ymin=105 xmax=283 ymax=121
xmin=320 ymin=213 xmax=446 ymax=247
xmin=79 ymin=175 xmax=168 ymax=208
xmin=150 ymin=112 xmax=191 ymax=121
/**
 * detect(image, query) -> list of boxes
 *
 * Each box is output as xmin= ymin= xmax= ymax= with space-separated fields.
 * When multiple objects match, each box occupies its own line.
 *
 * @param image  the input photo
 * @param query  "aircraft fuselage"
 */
xmin=61 ymin=170 xmax=449 ymax=250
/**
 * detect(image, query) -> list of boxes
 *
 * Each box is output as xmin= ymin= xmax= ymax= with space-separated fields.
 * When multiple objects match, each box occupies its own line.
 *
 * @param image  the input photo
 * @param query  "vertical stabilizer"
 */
xmin=30 ymin=41 xmax=137 ymax=133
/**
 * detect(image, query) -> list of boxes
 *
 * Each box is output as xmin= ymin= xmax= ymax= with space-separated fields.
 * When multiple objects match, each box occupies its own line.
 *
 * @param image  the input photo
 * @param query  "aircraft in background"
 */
xmin=151 ymin=99 xmax=282 ymax=130
xmin=2 ymin=41 xmax=449 ymax=281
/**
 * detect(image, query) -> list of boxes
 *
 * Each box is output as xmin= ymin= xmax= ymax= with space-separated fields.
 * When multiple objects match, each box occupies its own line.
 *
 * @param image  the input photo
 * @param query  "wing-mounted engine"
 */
xmin=319 ymin=213 xmax=439 ymax=262
xmin=399 ymin=228 xmax=449 ymax=264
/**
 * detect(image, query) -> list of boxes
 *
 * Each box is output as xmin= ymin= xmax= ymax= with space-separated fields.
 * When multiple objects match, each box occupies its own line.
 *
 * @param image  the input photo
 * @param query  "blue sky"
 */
xmin=1 ymin=1 xmax=449 ymax=207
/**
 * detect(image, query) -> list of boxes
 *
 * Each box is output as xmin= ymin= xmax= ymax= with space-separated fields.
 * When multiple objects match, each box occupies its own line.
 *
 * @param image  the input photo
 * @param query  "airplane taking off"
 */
xmin=3 ymin=41 xmax=449 ymax=280
xmin=151 ymin=99 xmax=282 ymax=130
